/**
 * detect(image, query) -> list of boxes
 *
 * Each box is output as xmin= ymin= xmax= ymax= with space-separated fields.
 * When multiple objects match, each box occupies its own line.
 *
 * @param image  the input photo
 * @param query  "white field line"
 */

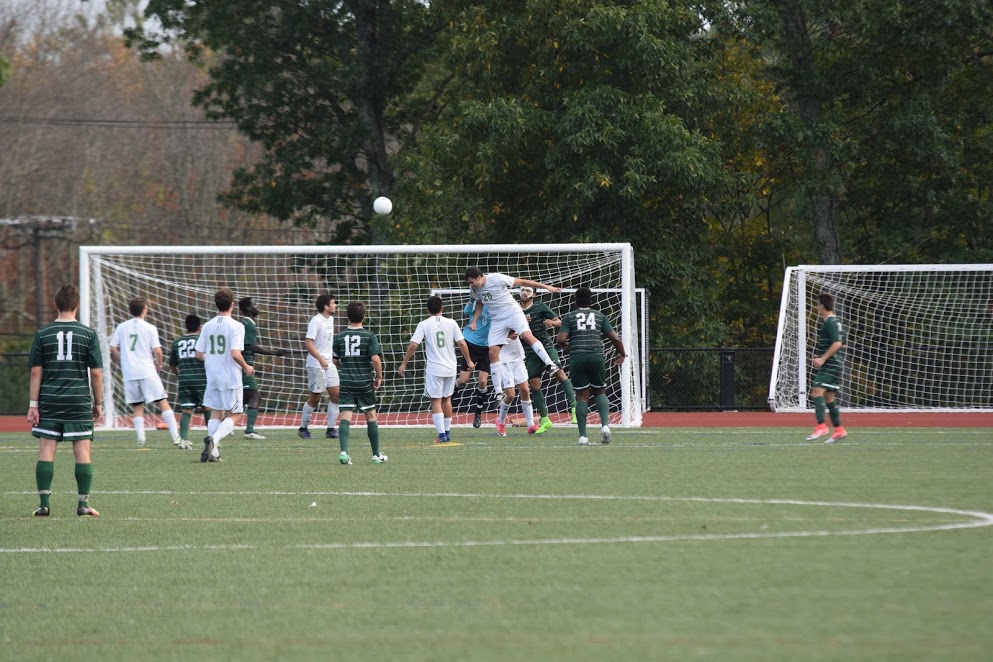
xmin=1 ymin=492 xmax=991 ymax=554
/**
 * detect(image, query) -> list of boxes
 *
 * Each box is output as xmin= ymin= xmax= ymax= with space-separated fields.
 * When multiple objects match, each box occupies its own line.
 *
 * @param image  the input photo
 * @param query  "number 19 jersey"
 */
xmin=195 ymin=315 xmax=245 ymax=390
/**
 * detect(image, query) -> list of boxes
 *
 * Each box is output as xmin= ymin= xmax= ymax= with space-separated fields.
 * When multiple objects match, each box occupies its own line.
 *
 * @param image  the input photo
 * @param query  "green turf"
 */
xmin=1 ymin=426 xmax=991 ymax=661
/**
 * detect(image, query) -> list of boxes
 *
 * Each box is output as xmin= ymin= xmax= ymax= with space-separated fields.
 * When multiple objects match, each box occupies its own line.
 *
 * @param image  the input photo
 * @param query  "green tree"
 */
xmin=127 ymin=0 xmax=443 ymax=241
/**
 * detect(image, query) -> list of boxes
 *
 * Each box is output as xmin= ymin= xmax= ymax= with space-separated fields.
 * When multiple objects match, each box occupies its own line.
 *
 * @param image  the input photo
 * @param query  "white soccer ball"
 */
xmin=373 ymin=196 xmax=393 ymax=215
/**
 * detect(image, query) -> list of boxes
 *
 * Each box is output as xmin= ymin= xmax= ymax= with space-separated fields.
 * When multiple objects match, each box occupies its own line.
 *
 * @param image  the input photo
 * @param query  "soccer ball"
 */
xmin=373 ymin=196 xmax=392 ymax=215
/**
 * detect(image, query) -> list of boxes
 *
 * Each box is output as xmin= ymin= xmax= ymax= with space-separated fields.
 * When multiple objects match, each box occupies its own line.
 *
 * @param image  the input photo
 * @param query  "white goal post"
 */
xmin=80 ymin=243 xmax=643 ymax=429
xmin=769 ymin=264 xmax=993 ymax=413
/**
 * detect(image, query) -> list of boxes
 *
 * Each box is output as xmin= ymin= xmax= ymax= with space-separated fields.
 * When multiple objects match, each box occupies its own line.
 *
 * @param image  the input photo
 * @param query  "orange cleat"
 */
xmin=805 ymin=424 xmax=829 ymax=441
xmin=826 ymin=427 xmax=848 ymax=444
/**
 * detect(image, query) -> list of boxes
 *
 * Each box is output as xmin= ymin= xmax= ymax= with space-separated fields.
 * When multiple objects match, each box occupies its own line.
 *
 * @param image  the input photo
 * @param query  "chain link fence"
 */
xmin=648 ymin=347 xmax=773 ymax=411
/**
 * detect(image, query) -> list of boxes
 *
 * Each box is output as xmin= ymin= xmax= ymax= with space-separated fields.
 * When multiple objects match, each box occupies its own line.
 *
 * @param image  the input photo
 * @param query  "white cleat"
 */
xmin=600 ymin=425 xmax=611 ymax=445
xmin=372 ymin=454 xmax=389 ymax=464
xmin=137 ymin=438 xmax=146 ymax=447
xmin=172 ymin=437 xmax=182 ymax=446
xmin=578 ymin=437 xmax=590 ymax=446
xmin=243 ymin=432 xmax=266 ymax=440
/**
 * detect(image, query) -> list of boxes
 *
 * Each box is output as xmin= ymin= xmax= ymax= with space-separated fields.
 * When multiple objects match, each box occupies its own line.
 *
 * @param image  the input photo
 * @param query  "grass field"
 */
xmin=1 ymin=425 xmax=991 ymax=661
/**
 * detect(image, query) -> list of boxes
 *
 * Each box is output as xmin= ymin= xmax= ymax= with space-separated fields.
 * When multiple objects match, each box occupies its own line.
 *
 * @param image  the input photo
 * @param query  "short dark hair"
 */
xmin=128 ymin=296 xmax=147 ymax=317
xmin=54 ymin=284 xmax=79 ymax=313
xmin=215 ymin=288 xmax=234 ymax=312
xmin=347 ymin=301 xmax=366 ymax=323
xmin=316 ymin=293 xmax=335 ymax=312
xmin=185 ymin=313 xmax=202 ymax=332
xmin=464 ymin=266 xmax=483 ymax=281
xmin=238 ymin=297 xmax=255 ymax=315
xmin=818 ymin=293 xmax=835 ymax=311
xmin=575 ymin=287 xmax=593 ymax=307
xmin=427 ymin=295 xmax=443 ymax=315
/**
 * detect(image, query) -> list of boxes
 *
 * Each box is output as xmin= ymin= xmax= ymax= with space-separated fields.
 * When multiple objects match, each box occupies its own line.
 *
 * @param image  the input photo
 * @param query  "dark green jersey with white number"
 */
xmin=169 ymin=333 xmax=207 ymax=389
xmin=522 ymin=301 xmax=559 ymax=347
xmin=28 ymin=320 xmax=102 ymax=422
xmin=241 ymin=317 xmax=258 ymax=366
xmin=560 ymin=308 xmax=614 ymax=359
xmin=332 ymin=327 xmax=382 ymax=395
xmin=815 ymin=315 xmax=844 ymax=368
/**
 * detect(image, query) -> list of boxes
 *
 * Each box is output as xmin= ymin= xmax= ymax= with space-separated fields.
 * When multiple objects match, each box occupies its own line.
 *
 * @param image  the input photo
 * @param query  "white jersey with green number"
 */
xmin=410 ymin=315 xmax=464 ymax=377
xmin=305 ymin=313 xmax=336 ymax=368
xmin=109 ymin=318 xmax=161 ymax=381
xmin=195 ymin=314 xmax=245 ymax=390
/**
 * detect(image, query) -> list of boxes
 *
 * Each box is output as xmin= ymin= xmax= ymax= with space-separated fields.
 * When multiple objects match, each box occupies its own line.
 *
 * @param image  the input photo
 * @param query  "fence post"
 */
xmin=720 ymin=349 xmax=736 ymax=411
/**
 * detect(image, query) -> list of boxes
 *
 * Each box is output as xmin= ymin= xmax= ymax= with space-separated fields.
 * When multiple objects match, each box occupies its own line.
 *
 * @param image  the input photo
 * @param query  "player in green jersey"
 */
xmin=238 ymin=297 xmax=288 ymax=440
xmin=519 ymin=286 xmax=577 ymax=434
xmin=168 ymin=313 xmax=210 ymax=449
xmin=27 ymin=284 xmax=104 ymax=517
xmin=805 ymin=293 xmax=848 ymax=443
xmin=556 ymin=287 xmax=627 ymax=446
xmin=332 ymin=301 xmax=386 ymax=465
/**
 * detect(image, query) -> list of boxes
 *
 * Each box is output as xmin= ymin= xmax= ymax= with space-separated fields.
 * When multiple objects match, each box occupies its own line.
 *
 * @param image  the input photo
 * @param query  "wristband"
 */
xmin=29 ymin=400 xmax=39 ymax=408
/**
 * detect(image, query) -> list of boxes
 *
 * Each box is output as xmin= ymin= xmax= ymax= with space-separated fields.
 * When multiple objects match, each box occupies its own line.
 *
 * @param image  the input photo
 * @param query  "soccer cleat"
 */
xmin=137 ymin=438 xmax=146 ymax=447
xmin=533 ymin=418 xmax=553 ymax=435
xmin=472 ymin=410 xmax=482 ymax=429
xmin=76 ymin=505 xmax=100 ymax=517
xmin=826 ymin=427 xmax=848 ymax=444
xmin=527 ymin=424 xmax=540 ymax=435
xmin=325 ymin=428 xmax=339 ymax=439
xmin=372 ymin=454 xmax=388 ymax=464
xmin=600 ymin=425 xmax=612 ymax=445
xmin=244 ymin=432 xmax=266 ymax=440
xmin=339 ymin=452 xmax=352 ymax=465
xmin=805 ymin=424 xmax=829 ymax=441
xmin=298 ymin=427 xmax=312 ymax=439
xmin=201 ymin=436 xmax=214 ymax=463
xmin=33 ymin=506 xmax=50 ymax=517
xmin=495 ymin=422 xmax=507 ymax=437
xmin=570 ymin=406 xmax=578 ymax=424
xmin=208 ymin=453 xmax=223 ymax=462
xmin=177 ymin=439 xmax=192 ymax=450
xmin=172 ymin=437 xmax=182 ymax=446
xmin=578 ymin=436 xmax=590 ymax=446
xmin=546 ymin=362 xmax=561 ymax=375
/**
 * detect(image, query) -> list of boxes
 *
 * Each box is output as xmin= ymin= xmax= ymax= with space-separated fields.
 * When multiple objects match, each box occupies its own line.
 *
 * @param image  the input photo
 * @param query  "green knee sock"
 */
xmin=827 ymin=400 xmax=842 ymax=427
xmin=339 ymin=419 xmax=350 ymax=453
xmin=75 ymin=463 xmax=93 ymax=507
xmin=179 ymin=412 xmax=191 ymax=440
xmin=576 ymin=401 xmax=589 ymax=437
xmin=563 ymin=380 xmax=576 ymax=408
xmin=246 ymin=408 xmax=259 ymax=433
xmin=532 ymin=388 xmax=547 ymax=417
xmin=594 ymin=394 xmax=610 ymax=425
xmin=813 ymin=396 xmax=826 ymax=424
xmin=368 ymin=421 xmax=381 ymax=456
xmin=36 ymin=461 xmax=54 ymax=508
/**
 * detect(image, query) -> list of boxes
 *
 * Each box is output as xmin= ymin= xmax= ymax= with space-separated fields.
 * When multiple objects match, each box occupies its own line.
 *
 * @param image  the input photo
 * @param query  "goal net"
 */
xmin=769 ymin=264 xmax=993 ymax=412
xmin=80 ymin=244 xmax=642 ymax=429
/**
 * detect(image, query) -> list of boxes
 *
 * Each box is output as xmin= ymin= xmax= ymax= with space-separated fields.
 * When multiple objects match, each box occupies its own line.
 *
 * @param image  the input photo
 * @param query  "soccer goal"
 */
xmin=80 ymin=243 xmax=643 ymax=429
xmin=769 ymin=264 xmax=993 ymax=412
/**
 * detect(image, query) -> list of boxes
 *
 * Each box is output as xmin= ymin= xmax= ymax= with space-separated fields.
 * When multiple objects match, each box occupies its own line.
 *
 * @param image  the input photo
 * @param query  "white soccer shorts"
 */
xmin=487 ymin=308 xmax=531 ymax=347
xmin=496 ymin=360 xmax=528 ymax=391
xmin=124 ymin=375 xmax=168 ymax=405
xmin=307 ymin=364 xmax=340 ymax=393
xmin=423 ymin=373 xmax=456 ymax=399
xmin=203 ymin=387 xmax=244 ymax=414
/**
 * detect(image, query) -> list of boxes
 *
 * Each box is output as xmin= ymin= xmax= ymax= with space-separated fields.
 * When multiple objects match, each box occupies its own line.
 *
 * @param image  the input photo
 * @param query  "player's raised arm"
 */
xmin=514 ymin=277 xmax=561 ymax=294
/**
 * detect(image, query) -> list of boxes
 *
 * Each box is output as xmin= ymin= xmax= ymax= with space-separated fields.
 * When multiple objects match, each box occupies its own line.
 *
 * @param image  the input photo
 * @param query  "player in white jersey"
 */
xmin=195 ymin=288 xmax=253 ymax=462
xmin=493 ymin=334 xmax=538 ymax=437
xmin=464 ymin=266 xmax=561 ymax=400
xmin=299 ymin=293 xmax=341 ymax=440
xmin=397 ymin=296 xmax=475 ymax=443
xmin=108 ymin=296 xmax=180 ymax=447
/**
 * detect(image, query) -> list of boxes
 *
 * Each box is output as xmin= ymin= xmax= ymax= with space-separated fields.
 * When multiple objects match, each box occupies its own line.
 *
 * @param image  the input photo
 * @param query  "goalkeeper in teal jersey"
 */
xmin=556 ymin=287 xmax=627 ymax=446
xmin=239 ymin=297 xmax=288 ymax=440
xmin=805 ymin=293 xmax=848 ymax=444
xmin=332 ymin=301 xmax=386 ymax=465
xmin=519 ymin=286 xmax=577 ymax=434
xmin=27 ymin=284 xmax=104 ymax=517
xmin=168 ymin=313 xmax=210 ymax=448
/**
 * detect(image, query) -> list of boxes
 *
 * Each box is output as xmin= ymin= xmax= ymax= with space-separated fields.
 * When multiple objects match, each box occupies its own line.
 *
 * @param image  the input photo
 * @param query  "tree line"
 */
xmin=2 ymin=0 xmax=991 ymax=348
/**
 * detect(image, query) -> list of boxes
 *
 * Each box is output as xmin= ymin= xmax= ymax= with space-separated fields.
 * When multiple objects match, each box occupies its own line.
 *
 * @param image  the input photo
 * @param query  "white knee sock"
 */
xmin=301 ymin=403 xmax=315 ymax=428
xmin=327 ymin=401 xmax=339 ymax=429
xmin=134 ymin=416 xmax=145 ymax=441
xmin=522 ymin=400 xmax=534 ymax=427
xmin=432 ymin=412 xmax=445 ymax=435
xmin=213 ymin=416 xmax=236 ymax=446
xmin=498 ymin=400 xmax=510 ymax=424
xmin=490 ymin=361 xmax=502 ymax=393
xmin=444 ymin=417 xmax=452 ymax=433
xmin=161 ymin=409 xmax=178 ymax=438
xmin=529 ymin=340 xmax=555 ymax=367
xmin=208 ymin=418 xmax=220 ymax=436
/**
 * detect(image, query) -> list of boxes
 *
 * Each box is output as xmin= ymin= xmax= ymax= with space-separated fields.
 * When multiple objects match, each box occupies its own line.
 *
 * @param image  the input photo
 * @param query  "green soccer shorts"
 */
xmin=812 ymin=363 xmax=843 ymax=391
xmin=339 ymin=391 xmax=377 ymax=411
xmin=568 ymin=355 xmax=607 ymax=391
xmin=32 ymin=419 xmax=94 ymax=442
